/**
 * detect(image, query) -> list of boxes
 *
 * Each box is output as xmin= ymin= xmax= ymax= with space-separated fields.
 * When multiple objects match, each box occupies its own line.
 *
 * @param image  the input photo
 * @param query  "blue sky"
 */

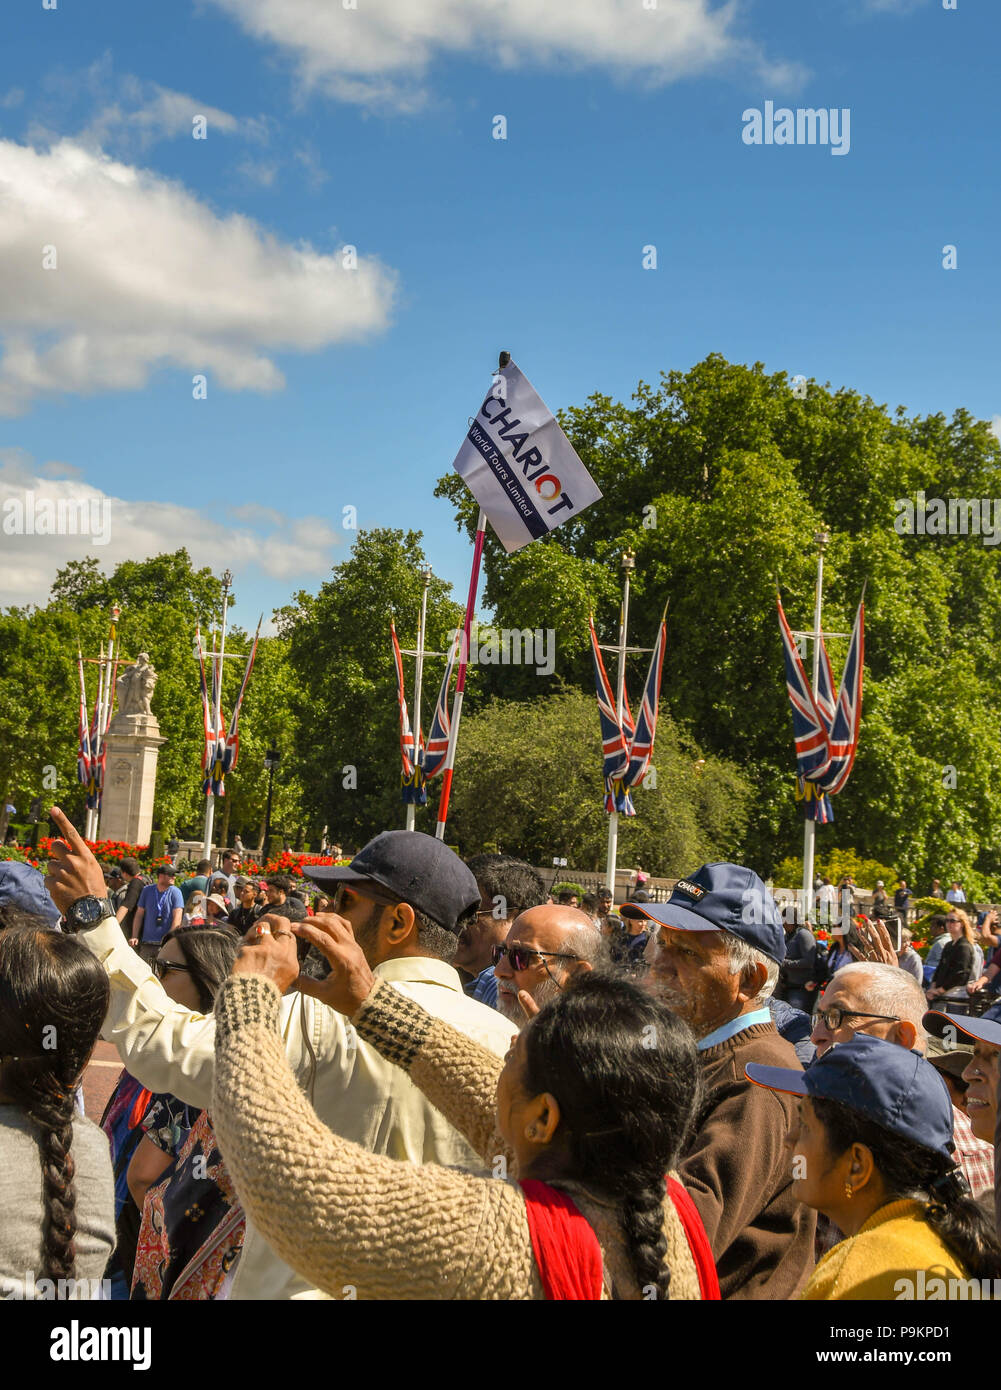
xmin=1 ymin=0 xmax=997 ymax=629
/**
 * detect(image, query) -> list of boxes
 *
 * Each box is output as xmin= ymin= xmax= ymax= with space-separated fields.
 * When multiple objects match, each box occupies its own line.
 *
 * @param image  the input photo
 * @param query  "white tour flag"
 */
xmin=450 ymin=361 xmax=603 ymax=552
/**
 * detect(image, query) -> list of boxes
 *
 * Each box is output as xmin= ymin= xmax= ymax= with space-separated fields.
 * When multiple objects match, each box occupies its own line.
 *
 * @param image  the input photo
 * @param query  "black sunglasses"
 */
xmin=154 ymin=959 xmax=191 ymax=980
xmin=492 ymin=943 xmax=576 ymax=972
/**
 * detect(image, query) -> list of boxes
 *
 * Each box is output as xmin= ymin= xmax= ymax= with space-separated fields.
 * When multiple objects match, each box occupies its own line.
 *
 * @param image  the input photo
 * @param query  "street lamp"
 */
xmin=263 ymin=745 xmax=280 ymax=846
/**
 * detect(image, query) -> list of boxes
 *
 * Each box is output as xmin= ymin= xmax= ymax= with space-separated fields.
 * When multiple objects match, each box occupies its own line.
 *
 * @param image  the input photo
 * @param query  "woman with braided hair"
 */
xmin=0 ymin=913 xmax=114 ymax=1298
xmin=208 ymin=914 xmax=715 ymax=1300
xmin=745 ymin=1032 xmax=1001 ymax=1299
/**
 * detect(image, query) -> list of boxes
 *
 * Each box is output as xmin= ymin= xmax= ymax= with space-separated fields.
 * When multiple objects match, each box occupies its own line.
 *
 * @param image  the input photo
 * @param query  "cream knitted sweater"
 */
xmin=211 ymin=974 xmax=702 ymax=1301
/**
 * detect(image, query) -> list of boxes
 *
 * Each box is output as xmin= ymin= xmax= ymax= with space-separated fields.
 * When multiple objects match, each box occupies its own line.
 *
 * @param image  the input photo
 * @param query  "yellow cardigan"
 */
xmin=801 ymin=1199 xmax=968 ymax=1300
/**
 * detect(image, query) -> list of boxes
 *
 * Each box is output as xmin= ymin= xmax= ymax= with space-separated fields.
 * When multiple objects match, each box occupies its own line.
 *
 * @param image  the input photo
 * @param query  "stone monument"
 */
xmin=99 ymin=653 xmax=166 ymax=846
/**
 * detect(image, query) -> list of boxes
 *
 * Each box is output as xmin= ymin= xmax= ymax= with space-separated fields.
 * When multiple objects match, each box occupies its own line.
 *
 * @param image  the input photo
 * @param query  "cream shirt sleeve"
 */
xmin=76 ymin=914 xmax=219 ymax=1109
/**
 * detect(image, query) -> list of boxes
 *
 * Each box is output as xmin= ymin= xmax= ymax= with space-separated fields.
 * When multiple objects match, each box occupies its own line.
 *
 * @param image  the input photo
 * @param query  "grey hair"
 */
xmin=833 ymin=962 xmax=928 ymax=1045
xmin=721 ymin=931 xmax=779 ymax=1002
xmin=561 ymin=924 xmax=609 ymax=972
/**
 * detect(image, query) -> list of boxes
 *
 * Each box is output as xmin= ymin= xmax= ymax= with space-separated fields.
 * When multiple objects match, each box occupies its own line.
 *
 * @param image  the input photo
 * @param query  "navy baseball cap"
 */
xmin=619 ymin=861 xmax=786 ymax=964
xmin=924 ymin=1003 xmax=1001 ymax=1051
xmin=746 ymin=1033 xmax=955 ymax=1163
xmin=303 ymin=830 xmax=480 ymax=935
xmin=0 ymin=861 xmax=62 ymax=928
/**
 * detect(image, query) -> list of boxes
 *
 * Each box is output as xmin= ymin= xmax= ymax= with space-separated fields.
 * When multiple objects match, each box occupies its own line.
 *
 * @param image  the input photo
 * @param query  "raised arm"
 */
xmin=294 ymin=915 xmax=515 ymax=1170
xmin=212 ymin=973 xmax=537 ymax=1299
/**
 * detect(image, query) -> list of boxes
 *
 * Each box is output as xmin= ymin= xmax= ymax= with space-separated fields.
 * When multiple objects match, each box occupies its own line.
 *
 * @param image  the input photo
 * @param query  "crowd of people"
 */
xmin=0 ymin=811 xmax=999 ymax=1304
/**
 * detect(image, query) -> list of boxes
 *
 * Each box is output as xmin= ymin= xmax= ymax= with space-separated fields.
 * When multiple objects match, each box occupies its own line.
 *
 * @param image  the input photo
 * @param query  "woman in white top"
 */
xmin=0 ymin=911 xmax=114 ymax=1297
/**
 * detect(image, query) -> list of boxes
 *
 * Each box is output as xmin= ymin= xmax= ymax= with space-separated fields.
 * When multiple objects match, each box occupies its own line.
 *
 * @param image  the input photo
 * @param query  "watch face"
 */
xmin=73 ymin=896 xmax=107 ymax=925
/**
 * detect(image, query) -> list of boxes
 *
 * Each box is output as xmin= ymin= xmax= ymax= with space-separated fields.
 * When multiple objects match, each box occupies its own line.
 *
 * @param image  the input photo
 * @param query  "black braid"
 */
xmin=522 ymin=972 xmax=701 ymax=1300
xmin=0 ymin=920 xmax=110 ymax=1291
xmin=26 ymin=1082 xmax=78 ymax=1282
xmin=812 ymin=1096 xmax=1001 ymax=1280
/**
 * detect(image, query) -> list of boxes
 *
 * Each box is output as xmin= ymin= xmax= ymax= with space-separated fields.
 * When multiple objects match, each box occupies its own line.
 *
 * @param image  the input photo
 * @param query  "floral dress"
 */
xmin=130 ymin=1103 xmax=245 ymax=1301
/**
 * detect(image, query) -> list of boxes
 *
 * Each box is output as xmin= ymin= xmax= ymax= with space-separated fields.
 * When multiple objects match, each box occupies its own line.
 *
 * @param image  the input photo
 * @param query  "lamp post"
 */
xmin=263 ymin=745 xmax=280 ymax=847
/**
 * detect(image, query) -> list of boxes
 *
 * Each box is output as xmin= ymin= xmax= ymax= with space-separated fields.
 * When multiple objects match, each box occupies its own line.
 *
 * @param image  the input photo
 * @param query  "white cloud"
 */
xmin=207 ymin=0 xmax=806 ymax=109
xmin=0 ymin=457 xmax=342 ymax=608
xmin=0 ymin=138 xmax=397 ymax=414
xmin=991 ymin=415 xmax=1001 ymax=442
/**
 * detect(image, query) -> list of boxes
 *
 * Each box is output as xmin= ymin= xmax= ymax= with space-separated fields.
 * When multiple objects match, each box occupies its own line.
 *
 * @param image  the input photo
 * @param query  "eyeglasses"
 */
xmin=491 ymin=943 xmax=576 ymax=972
xmin=945 ymin=917 xmax=962 ymax=924
xmin=154 ymin=959 xmax=191 ymax=980
xmin=814 ymin=1007 xmax=900 ymax=1032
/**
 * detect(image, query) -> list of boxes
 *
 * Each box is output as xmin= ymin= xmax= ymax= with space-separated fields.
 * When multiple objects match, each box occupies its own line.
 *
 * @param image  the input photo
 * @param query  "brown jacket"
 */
xmin=680 ymin=1019 xmax=816 ymax=1300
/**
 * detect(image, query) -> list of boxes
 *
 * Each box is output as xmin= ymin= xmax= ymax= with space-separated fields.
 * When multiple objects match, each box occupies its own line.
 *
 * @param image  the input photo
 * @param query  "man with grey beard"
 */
xmin=491 ymin=904 xmax=604 ymax=1024
xmin=622 ymin=861 xmax=815 ymax=1300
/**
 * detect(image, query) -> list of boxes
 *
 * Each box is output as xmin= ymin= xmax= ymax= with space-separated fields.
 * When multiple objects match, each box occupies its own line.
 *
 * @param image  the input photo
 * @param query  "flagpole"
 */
xmin=605 ymin=548 xmax=635 ymax=894
xmin=435 ymin=510 xmax=486 ymax=842
xmin=203 ymin=569 xmax=233 ymax=861
xmin=406 ymin=565 xmax=433 ymax=832
xmin=801 ymin=528 xmax=830 ymax=919
xmin=92 ymin=604 xmax=120 ymax=841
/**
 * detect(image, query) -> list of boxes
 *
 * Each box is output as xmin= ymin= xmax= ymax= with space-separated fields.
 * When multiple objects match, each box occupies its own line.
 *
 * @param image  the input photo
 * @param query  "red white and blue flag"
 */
xmin=222 ymin=619 xmax=260 ymax=782
xmin=392 ymin=620 xmax=428 ymax=804
xmin=777 ymin=591 xmax=865 ymax=819
xmin=421 ymin=631 xmax=459 ymax=782
xmin=76 ymin=651 xmax=94 ymax=802
xmin=589 ymin=612 xmax=667 ymax=815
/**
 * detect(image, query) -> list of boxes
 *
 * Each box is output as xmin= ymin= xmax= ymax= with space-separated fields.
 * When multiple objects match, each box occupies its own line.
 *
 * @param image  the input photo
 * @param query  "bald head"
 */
xmin=494 ymin=905 xmax=605 ymax=1025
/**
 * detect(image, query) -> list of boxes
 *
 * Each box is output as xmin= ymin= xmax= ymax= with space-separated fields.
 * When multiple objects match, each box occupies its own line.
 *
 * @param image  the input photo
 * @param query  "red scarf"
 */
xmin=520 ymin=1177 xmax=721 ymax=1300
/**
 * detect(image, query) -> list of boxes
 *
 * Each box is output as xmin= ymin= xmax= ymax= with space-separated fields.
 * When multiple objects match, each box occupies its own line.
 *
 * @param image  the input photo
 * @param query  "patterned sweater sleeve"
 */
xmin=352 ymin=977 xmax=516 ymax=1172
xmin=212 ymin=974 xmax=538 ymax=1300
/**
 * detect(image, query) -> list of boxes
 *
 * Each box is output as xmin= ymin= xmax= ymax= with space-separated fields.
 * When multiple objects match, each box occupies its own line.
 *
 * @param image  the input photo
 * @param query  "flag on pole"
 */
xmin=422 ymin=630 xmax=459 ymax=781
xmin=199 ymin=632 xmax=227 ymax=797
xmin=589 ymin=616 xmax=630 ymax=812
xmin=622 ymin=614 xmax=667 ymax=793
xmin=221 ymin=618 xmax=261 ymax=781
xmin=589 ymin=613 xmax=667 ymax=815
xmin=392 ymin=620 xmax=428 ymax=804
xmin=777 ymin=592 xmax=865 ymax=818
xmin=776 ymin=597 xmax=833 ymax=783
xmin=813 ymin=595 xmax=865 ymax=796
xmin=76 ymin=651 xmax=93 ymax=793
xmin=450 ymin=360 xmax=602 ymax=553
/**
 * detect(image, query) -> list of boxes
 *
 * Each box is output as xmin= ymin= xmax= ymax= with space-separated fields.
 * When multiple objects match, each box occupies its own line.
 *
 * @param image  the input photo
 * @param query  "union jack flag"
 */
xmin=814 ymin=595 xmax=864 ymax=796
xmin=421 ymin=630 xmax=459 ymax=781
xmin=776 ymin=596 xmax=833 ymax=783
xmin=623 ymin=615 xmax=666 ymax=793
xmin=391 ymin=620 xmax=428 ymax=804
xmin=221 ymin=620 xmax=260 ymax=782
xmin=589 ymin=615 xmax=631 ymax=811
xmin=778 ymin=591 xmax=865 ymax=816
xmin=198 ymin=630 xmax=227 ymax=797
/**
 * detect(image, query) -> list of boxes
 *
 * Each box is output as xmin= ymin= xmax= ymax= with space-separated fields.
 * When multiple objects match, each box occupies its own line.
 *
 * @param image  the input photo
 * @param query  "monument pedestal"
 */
xmin=98 ymin=713 xmax=165 ymax=846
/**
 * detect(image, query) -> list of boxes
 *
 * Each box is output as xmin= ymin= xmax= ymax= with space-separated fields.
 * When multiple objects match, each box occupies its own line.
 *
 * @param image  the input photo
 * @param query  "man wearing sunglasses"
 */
xmin=491 ymin=904 xmax=604 ymax=1024
xmin=44 ymin=811 xmax=514 ymax=1301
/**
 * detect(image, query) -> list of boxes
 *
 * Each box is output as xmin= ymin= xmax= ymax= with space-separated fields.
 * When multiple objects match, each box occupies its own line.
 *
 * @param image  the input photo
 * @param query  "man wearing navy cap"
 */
xmin=621 ymin=861 xmax=816 ymax=1299
xmin=924 ymin=1004 xmax=1001 ymax=1234
xmin=44 ymin=810 xmax=514 ymax=1300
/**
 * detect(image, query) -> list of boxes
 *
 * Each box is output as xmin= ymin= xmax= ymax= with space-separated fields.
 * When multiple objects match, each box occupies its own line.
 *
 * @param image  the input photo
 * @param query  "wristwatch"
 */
xmin=63 ymin=894 xmax=117 ymax=933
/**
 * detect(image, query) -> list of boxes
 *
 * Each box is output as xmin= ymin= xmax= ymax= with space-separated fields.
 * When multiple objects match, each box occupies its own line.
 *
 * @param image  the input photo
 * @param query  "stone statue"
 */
xmin=116 ymin=652 xmax=157 ymax=717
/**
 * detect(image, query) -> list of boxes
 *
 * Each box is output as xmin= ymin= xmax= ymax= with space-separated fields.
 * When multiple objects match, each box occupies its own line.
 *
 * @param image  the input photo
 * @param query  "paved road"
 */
xmin=83 ymin=1039 xmax=124 ymax=1123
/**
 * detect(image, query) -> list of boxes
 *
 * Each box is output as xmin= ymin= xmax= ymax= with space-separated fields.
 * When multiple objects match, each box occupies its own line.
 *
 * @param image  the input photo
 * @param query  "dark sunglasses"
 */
xmin=491 ymin=943 xmax=576 ymax=972
xmin=154 ymin=959 xmax=191 ymax=980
